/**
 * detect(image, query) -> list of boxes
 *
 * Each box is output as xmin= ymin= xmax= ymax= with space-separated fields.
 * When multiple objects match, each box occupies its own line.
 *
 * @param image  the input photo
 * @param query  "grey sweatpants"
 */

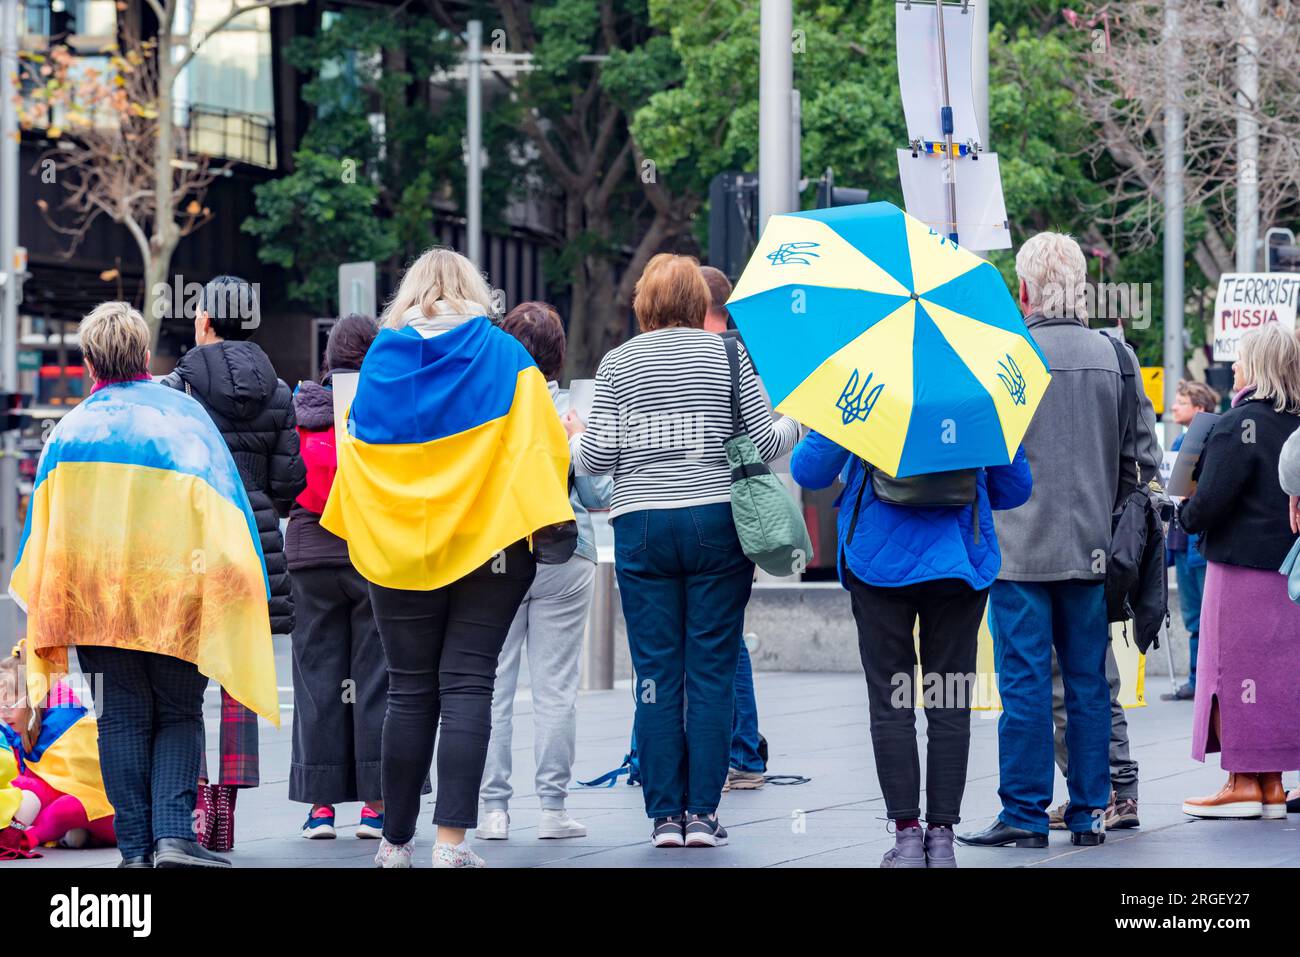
xmin=1051 ymin=640 xmax=1139 ymax=800
xmin=480 ymin=555 xmax=597 ymax=812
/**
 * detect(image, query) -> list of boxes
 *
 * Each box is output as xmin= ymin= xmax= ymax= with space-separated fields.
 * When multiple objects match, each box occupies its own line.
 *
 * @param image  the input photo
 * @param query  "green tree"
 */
xmin=492 ymin=0 xmax=698 ymax=374
xmin=243 ymin=7 xmax=524 ymax=314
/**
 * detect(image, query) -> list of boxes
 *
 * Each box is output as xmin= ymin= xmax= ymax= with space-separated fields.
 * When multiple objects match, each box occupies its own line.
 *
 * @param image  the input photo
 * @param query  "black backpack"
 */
xmin=1101 ymin=332 xmax=1167 ymax=652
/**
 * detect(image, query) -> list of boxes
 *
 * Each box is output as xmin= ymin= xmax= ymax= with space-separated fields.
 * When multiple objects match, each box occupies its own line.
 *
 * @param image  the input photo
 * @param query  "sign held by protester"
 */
xmin=1165 ymin=411 xmax=1219 ymax=500
xmin=1212 ymin=272 xmax=1300 ymax=361
xmin=332 ymin=372 xmax=359 ymax=444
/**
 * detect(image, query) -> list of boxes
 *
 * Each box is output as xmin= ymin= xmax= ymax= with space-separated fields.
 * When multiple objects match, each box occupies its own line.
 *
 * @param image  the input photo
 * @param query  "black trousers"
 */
xmin=847 ymin=572 xmax=988 ymax=826
xmin=369 ymin=540 xmax=536 ymax=840
xmin=289 ymin=565 xmax=387 ymax=805
xmin=75 ymin=645 xmax=208 ymax=860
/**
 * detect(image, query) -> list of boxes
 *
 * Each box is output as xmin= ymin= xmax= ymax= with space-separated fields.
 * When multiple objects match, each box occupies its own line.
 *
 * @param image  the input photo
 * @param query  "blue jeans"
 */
xmin=989 ymin=580 xmax=1111 ymax=834
xmin=75 ymin=645 xmax=209 ymax=860
xmin=730 ymin=641 xmax=765 ymax=773
xmin=1173 ymin=552 xmax=1206 ymax=690
xmin=613 ymin=503 xmax=754 ymax=819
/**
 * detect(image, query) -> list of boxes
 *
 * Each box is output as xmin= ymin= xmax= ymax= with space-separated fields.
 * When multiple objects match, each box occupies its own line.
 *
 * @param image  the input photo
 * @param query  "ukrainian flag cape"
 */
xmin=8 ymin=381 xmax=279 ymax=726
xmin=0 ymin=683 xmax=112 ymax=821
xmin=322 ymin=317 xmax=574 ymax=591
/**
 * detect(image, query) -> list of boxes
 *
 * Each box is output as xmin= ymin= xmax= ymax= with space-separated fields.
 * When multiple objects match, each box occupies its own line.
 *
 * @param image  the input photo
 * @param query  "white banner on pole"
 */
xmin=1211 ymin=272 xmax=1300 ymax=361
xmin=896 ymin=0 xmax=982 ymax=147
xmin=896 ymin=148 xmax=1011 ymax=250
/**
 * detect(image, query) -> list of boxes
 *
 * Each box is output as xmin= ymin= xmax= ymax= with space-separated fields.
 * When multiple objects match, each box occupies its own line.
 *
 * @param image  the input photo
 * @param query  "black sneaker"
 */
xmin=684 ymin=813 xmax=729 ymax=847
xmin=651 ymin=816 xmax=685 ymax=848
xmin=153 ymin=838 xmax=232 ymax=868
xmin=1161 ymin=683 xmax=1195 ymax=701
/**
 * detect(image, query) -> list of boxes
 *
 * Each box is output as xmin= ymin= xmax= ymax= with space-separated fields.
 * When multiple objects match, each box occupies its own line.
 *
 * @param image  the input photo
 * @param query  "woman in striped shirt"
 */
xmin=565 ymin=253 xmax=799 ymax=849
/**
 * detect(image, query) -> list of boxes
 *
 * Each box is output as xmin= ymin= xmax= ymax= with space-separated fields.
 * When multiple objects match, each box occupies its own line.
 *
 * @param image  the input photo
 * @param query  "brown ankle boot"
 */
xmin=1257 ymin=773 xmax=1287 ymax=820
xmin=1182 ymin=773 xmax=1263 ymax=819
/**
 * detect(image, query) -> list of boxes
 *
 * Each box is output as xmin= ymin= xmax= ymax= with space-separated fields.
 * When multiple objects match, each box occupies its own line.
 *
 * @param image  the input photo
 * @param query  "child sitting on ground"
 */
xmin=0 ymin=646 xmax=115 ymax=853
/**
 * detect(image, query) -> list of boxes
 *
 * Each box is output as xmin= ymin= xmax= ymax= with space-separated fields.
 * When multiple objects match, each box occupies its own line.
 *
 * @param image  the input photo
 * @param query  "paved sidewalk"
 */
xmin=14 ymin=639 xmax=1300 ymax=868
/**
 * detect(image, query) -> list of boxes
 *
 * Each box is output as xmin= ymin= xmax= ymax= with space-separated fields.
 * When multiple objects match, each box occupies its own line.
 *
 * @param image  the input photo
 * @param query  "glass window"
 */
xmin=20 ymin=0 xmax=117 ymax=46
xmin=173 ymin=0 xmax=276 ymax=167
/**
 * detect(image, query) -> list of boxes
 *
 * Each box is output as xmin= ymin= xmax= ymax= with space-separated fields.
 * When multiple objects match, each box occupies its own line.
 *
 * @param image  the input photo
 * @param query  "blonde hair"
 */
xmin=634 ymin=254 xmax=711 ymax=332
xmin=79 ymin=301 xmax=150 ymax=381
xmin=1015 ymin=232 xmax=1089 ymax=322
xmin=381 ymin=247 xmax=497 ymax=329
xmin=1235 ymin=325 xmax=1300 ymax=413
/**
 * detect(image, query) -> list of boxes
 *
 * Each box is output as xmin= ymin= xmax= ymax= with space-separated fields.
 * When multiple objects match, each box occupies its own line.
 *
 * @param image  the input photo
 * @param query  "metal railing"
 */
xmin=183 ymin=103 xmax=276 ymax=169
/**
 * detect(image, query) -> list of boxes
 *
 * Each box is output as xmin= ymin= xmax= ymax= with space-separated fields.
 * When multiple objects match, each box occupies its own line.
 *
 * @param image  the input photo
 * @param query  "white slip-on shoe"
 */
xmin=374 ymin=837 xmax=414 ymax=868
xmin=537 ymin=809 xmax=587 ymax=839
xmin=433 ymin=842 xmax=487 ymax=868
xmin=476 ymin=809 xmax=510 ymax=840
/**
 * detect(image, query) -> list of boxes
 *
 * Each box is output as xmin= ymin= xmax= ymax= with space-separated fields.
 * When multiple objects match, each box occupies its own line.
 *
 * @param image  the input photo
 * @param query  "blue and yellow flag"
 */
xmin=322 ymin=317 xmax=574 ymax=591
xmin=8 ymin=381 xmax=279 ymax=725
xmin=0 ymin=683 xmax=112 ymax=821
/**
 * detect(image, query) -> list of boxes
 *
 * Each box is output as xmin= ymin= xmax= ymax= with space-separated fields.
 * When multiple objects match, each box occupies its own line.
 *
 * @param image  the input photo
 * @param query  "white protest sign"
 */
xmin=331 ymin=372 xmax=359 ymax=444
xmin=1158 ymin=449 xmax=1177 ymax=495
xmin=1212 ymin=272 xmax=1300 ymax=361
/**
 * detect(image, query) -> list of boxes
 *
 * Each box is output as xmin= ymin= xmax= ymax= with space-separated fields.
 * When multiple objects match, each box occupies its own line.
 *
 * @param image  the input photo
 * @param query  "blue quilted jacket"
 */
xmin=791 ymin=430 xmax=1033 ymax=590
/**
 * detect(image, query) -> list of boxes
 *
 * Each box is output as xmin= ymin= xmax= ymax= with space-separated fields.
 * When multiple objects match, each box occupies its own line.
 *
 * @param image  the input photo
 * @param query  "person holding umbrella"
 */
xmin=792 ymin=437 xmax=1031 ymax=867
xmin=726 ymin=202 xmax=1051 ymax=866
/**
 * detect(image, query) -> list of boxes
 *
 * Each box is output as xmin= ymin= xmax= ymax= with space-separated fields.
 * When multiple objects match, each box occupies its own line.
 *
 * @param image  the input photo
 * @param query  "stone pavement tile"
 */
xmin=11 ymin=649 xmax=1299 ymax=868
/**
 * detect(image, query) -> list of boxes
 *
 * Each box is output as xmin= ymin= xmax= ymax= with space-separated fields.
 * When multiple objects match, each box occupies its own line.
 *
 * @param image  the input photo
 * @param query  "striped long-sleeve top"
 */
xmin=570 ymin=327 xmax=801 ymax=518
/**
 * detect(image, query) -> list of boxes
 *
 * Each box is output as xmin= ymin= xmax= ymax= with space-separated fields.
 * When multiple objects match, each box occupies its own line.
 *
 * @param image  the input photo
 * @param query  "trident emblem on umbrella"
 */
xmin=837 ymin=369 xmax=885 ymax=425
xmin=997 ymin=355 xmax=1027 ymax=406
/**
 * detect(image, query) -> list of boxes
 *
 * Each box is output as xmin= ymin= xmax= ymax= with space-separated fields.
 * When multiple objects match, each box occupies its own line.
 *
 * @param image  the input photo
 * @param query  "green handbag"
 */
xmin=722 ymin=335 xmax=813 ymax=576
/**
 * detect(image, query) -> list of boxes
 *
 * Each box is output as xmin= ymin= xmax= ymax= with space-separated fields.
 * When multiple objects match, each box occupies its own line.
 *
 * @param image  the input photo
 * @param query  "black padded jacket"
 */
xmin=161 ymin=340 xmax=305 ymax=633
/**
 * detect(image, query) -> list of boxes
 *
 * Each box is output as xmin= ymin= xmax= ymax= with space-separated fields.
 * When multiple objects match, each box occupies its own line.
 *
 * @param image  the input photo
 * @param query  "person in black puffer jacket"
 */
xmin=160 ymin=275 xmax=305 ymax=850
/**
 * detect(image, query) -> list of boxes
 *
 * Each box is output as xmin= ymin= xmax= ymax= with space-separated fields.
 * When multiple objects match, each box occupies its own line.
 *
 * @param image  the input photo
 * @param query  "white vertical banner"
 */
xmin=896 ymin=149 xmax=1011 ymax=250
xmin=896 ymin=0 xmax=982 ymax=147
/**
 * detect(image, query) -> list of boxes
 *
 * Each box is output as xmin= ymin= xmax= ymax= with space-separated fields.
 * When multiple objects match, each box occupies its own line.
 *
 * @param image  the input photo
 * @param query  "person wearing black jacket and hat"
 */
xmin=161 ymin=275 xmax=305 ymax=851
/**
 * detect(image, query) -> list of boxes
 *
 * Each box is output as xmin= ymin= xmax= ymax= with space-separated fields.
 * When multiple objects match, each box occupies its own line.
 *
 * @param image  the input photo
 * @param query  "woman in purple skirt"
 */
xmin=1179 ymin=325 xmax=1300 ymax=819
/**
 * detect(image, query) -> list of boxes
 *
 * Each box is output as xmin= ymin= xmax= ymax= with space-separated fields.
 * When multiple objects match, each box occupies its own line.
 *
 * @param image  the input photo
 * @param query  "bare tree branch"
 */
xmin=173 ymin=0 xmax=307 ymax=75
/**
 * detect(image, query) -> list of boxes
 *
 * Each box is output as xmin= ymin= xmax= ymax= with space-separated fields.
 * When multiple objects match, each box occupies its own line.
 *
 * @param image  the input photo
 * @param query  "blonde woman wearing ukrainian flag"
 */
xmin=9 ymin=302 xmax=278 ymax=869
xmin=321 ymin=248 xmax=574 ymax=869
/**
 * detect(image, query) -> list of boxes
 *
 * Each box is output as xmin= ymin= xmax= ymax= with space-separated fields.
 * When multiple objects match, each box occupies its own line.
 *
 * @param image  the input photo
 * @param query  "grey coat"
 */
xmin=993 ymin=315 xmax=1161 ymax=582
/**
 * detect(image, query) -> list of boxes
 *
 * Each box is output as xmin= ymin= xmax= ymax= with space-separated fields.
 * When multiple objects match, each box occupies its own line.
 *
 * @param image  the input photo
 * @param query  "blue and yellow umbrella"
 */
xmin=727 ymin=201 xmax=1050 ymax=477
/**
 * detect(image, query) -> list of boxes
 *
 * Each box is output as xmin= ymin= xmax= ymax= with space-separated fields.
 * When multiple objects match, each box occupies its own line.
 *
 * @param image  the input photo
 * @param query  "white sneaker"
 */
xmin=476 ymin=809 xmax=510 ymax=840
xmin=433 ymin=842 xmax=487 ymax=868
xmin=59 ymin=828 xmax=90 ymax=849
xmin=373 ymin=837 xmax=413 ymax=868
xmin=537 ymin=809 xmax=587 ymax=839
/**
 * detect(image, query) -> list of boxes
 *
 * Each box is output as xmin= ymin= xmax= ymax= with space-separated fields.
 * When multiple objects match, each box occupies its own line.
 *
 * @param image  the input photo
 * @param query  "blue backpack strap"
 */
xmin=576 ymin=764 xmax=630 ymax=789
xmin=577 ymin=731 xmax=640 ymax=788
